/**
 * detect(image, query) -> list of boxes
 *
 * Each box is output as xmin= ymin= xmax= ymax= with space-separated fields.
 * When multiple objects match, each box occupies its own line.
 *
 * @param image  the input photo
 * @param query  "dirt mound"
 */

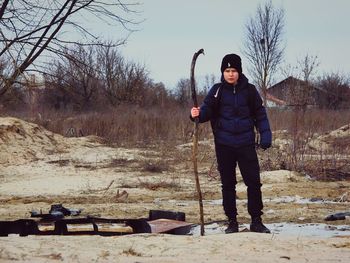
xmin=260 ymin=170 xmax=308 ymax=183
xmin=0 ymin=117 xmax=68 ymax=165
xmin=0 ymin=117 xmax=104 ymax=166
xmin=307 ymin=124 xmax=350 ymax=152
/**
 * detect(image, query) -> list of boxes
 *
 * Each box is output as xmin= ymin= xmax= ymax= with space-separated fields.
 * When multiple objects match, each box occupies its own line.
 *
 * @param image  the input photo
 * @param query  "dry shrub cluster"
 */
xmin=266 ymin=108 xmax=350 ymax=180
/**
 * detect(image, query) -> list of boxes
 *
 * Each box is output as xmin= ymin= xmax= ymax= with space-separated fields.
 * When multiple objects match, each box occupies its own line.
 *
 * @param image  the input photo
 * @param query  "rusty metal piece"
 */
xmin=148 ymin=219 xmax=194 ymax=234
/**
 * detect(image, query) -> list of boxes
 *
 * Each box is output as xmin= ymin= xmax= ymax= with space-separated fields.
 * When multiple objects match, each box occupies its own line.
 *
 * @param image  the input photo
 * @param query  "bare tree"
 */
xmin=0 ymin=0 xmax=140 ymax=98
xmin=174 ymin=78 xmax=191 ymax=105
xmin=297 ymin=54 xmax=319 ymax=83
xmin=44 ymin=43 xmax=150 ymax=110
xmin=96 ymin=45 xmax=126 ymax=106
xmin=316 ymin=73 xmax=350 ymax=110
xmin=97 ymin=45 xmax=149 ymax=106
xmin=291 ymin=55 xmax=349 ymax=110
xmin=44 ymin=44 xmax=100 ymax=110
xmin=243 ymin=0 xmax=285 ymax=105
xmin=286 ymin=54 xmax=320 ymax=108
xmin=41 ymin=64 xmax=72 ymax=110
xmin=146 ymin=82 xmax=168 ymax=108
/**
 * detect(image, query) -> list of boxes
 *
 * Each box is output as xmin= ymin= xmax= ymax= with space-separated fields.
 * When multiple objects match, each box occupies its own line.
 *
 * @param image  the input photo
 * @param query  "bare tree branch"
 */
xmin=0 ymin=0 xmax=10 ymax=20
xmin=0 ymin=0 xmax=141 ymax=98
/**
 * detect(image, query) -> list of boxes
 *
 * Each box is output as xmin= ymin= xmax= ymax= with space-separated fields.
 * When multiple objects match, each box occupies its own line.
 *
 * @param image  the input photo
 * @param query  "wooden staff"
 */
xmin=190 ymin=48 xmax=205 ymax=236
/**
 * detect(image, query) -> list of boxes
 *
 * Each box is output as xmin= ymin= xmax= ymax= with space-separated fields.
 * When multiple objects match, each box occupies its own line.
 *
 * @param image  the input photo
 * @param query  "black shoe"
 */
xmin=250 ymin=217 xmax=270 ymax=233
xmin=225 ymin=219 xmax=239 ymax=234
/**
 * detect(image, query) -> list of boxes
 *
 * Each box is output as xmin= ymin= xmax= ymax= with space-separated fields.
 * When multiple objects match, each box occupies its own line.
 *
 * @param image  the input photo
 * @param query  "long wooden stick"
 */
xmin=190 ymin=48 xmax=205 ymax=236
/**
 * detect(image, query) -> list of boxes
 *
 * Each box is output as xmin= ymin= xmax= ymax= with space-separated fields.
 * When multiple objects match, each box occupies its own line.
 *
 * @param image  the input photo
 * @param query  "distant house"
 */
xmin=265 ymin=92 xmax=287 ymax=107
xmin=267 ymin=76 xmax=321 ymax=108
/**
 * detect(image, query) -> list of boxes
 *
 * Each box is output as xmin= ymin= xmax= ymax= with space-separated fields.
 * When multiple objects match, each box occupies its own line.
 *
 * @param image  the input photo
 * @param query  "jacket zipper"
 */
xmin=233 ymin=86 xmax=238 ymax=131
xmin=233 ymin=86 xmax=237 ymax=107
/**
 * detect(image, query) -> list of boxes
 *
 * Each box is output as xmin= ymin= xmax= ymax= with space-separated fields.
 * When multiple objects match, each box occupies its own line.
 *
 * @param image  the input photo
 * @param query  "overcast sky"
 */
xmin=102 ymin=0 xmax=350 ymax=89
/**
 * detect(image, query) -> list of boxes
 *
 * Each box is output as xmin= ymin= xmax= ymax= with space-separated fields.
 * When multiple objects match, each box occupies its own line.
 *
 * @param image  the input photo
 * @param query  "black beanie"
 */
xmin=220 ymin=54 xmax=242 ymax=74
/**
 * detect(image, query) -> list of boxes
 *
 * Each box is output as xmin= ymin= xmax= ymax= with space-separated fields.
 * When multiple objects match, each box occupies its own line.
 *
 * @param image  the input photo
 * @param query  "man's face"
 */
xmin=223 ymin=68 xmax=239 ymax=85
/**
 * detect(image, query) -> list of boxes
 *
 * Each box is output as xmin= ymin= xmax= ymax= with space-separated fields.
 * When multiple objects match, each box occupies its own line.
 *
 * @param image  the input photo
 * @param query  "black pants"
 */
xmin=215 ymin=143 xmax=263 ymax=220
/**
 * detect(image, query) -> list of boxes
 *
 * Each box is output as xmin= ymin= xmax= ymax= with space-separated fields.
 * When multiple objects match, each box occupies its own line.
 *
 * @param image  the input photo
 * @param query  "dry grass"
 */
xmin=2 ymin=105 xmax=350 ymax=180
xmin=6 ymin=106 xmax=347 ymax=148
xmin=24 ymin=105 xmax=201 ymax=147
xmin=122 ymin=247 xmax=142 ymax=257
xmin=268 ymin=108 xmax=350 ymax=134
xmin=138 ymin=177 xmax=181 ymax=191
xmin=141 ymin=160 xmax=170 ymax=173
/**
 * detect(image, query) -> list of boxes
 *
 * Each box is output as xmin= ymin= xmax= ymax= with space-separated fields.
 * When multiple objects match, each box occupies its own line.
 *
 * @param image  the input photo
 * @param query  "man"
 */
xmin=190 ymin=53 xmax=271 ymax=234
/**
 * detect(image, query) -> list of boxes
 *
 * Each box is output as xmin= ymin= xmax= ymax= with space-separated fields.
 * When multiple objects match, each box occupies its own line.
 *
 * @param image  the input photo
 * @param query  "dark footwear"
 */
xmin=250 ymin=217 xmax=271 ymax=233
xmin=225 ymin=219 xmax=239 ymax=234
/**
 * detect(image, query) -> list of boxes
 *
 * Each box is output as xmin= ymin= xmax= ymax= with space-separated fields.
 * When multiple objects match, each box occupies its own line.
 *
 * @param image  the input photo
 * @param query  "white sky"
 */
xmin=98 ymin=0 xmax=350 ymax=89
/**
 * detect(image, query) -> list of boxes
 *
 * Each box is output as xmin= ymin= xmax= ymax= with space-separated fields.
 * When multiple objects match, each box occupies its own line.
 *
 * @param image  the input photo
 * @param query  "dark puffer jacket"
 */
xmin=196 ymin=74 xmax=272 ymax=148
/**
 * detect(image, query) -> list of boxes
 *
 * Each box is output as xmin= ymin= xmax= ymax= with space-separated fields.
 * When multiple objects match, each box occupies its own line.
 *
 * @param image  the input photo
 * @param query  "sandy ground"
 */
xmin=0 ymin=117 xmax=349 ymax=262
